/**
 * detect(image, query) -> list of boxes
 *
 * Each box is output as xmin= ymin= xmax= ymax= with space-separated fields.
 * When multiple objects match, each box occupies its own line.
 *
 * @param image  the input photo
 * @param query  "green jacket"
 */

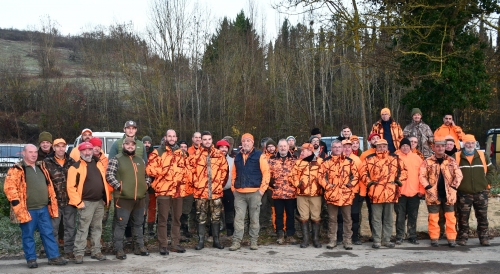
xmin=113 ymin=153 xmax=148 ymax=200
xmin=454 ymin=150 xmax=495 ymax=194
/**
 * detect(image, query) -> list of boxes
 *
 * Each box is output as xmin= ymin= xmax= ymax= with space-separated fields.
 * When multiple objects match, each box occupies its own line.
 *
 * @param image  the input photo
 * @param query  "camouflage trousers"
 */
xmin=456 ymin=190 xmax=489 ymax=241
xmin=195 ymin=198 xmax=223 ymax=225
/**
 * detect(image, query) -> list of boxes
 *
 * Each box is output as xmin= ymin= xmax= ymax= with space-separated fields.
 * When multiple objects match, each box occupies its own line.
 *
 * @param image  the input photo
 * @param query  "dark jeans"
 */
xmin=394 ymin=194 xmax=420 ymax=240
xmin=113 ymin=198 xmax=146 ymax=251
xmin=21 ymin=206 xmax=60 ymax=261
xmin=222 ymin=189 xmax=235 ymax=227
xmin=274 ymin=198 xmax=296 ymax=236
xmin=260 ymin=189 xmax=273 ymax=227
xmin=51 ymin=205 xmax=77 ymax=253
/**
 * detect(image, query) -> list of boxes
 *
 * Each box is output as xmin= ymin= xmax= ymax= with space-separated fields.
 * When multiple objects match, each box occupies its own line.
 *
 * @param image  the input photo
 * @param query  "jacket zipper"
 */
xmin=131 ymin=156 xmax=138 ymax=200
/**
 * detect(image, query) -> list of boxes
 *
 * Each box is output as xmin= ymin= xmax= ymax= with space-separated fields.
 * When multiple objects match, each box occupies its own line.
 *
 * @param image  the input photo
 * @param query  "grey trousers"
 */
xmin=52 ymin=205 xmax=77 ymax=254
xmin=371 ymin=203 xmax=394 ymax=244
xmin=74 ymin=200 xmax=104 ymax=256
xmin=113 ymin=198 xmax=146 ymax=251
xmin=233 ymin=191 xmax=262 ymax=243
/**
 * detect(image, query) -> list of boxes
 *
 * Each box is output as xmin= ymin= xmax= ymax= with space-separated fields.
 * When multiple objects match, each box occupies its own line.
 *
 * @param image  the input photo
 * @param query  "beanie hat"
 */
xmin=462 ymin=134 xmax=476 ymax=143
xmin=39 ymin=131 xmax=53 ymax=144
xmin=266 ymin=140 xmax=277 ymax=147
xmin=78 ymin=142 xmax=93 ymax=151
xmin=310 ymin=128 xmax=321 ymax=135
xmin=223 ymin=136 xmax=234 ymax=151
xmin=216 ymin=139 xmax=230 ymax=149
xmin=368 ymin=133 xmax=380 ymax=141
xmin=241 ymin=133 xmax=254 ymax=142
xmin=178 ymin=140 xmax=188 ymax=146
xmin=380 ymin=108 xmax=391 ymax=115
xmin=286 ymin=136 xmax=296 ymax=143
xmin=309 ymin=136 xmax=320 ymax=143
xmin=411 ymin=108 xmax=422 ymax=117
xmin=142 ymin=136 xmax=153 ymax=143
xmin=399 ymin=138 xmax=411 ymax=148
xmin=89 ymin=137 xmax=102 ymax=148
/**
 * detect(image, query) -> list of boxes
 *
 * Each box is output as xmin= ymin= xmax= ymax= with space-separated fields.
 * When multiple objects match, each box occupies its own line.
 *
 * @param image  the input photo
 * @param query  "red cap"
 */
xmin=368 ymin=133 xmax=380 ymax=141
xmin=215 ymin=139 xmax=230 ymax=148
xmin=78 ymin=142 xmax=94 ymax=151
xmin=89 ymin=137 xmax=102 ymax=148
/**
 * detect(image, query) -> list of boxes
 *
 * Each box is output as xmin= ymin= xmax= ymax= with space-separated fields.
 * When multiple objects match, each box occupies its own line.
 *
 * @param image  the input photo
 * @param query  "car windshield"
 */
xmin=0 ymin=146 xmax=24 ymax=158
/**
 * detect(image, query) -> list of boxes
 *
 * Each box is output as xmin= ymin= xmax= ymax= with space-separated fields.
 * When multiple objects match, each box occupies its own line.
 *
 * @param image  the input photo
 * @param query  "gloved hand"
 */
xmin=394 ymin=180 xmax=402 ymax=187
xmin=298 ymin=181 xmax=307 ymax=192
xmin=425 ymin=185 xmax=432 ymax=190
xmin=269 ymin=178 xmax=276 ymax=189
xmin=11 ymin=200 xmax=20 ymax=206
xmin=367 ymin=181 xmax=377 ymax=189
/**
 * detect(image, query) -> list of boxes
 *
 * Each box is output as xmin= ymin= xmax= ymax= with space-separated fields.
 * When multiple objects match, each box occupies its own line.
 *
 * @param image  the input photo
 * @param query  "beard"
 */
xmin=464 ymin=147 xmax=475 ymax=154
xmin=313 ymin=144 xmax=319 ymax=149
xmin=124 ymin=149 xmax=136 ymax=156
xmin=81 ymin=155 xmax=92 ymax=162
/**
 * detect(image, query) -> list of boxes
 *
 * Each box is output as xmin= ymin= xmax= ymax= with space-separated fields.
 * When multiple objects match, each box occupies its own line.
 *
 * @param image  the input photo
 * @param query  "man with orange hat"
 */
xmin=419 ymin=138 xmax=462 ymax=247
xmin=67 ymin=142 xmax=110 ymax=263
xmin=454 ymin=134 xmax=495 ymax=246
xmin=360 ymin=138 xmax=407 ymax=248
xmin=434 ymin=114 xmax=465 ymax=150
xmin=370 ymin=108 xmax=404 ymax=153
xmin=229 ymin=133 xmax=270 ymax=251
xmin=290 ymin=142 xmax=325 ymax=249
xmin=43 ymin=138 xmax=77 ymax=261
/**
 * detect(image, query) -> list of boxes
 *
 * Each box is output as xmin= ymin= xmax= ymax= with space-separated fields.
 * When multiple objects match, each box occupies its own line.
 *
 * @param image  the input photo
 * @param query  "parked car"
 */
xmin=321 ymin=136 xmax=365 ymax=153
xmin=0 ymin=144 xmax=25 ymax=177
xmin=72 ymin=132 xmax=123 ymax=157
xmin=486 ymin=128 xmax=500 ymax=166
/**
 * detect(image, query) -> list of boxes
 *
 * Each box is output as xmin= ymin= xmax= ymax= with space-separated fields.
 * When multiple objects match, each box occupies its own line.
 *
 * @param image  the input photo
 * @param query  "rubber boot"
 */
xmin=300 ymin=221 xmax=309 ymax=248
xmin=195 ymin=224 xmax=205 ymax=250
xmin=212 ymin=223 xmax=224 ymax=249
xmin=312 ymin=221 xmax=322 ymax=248
xmin=180 ymin=214 xmax=192 ymax=238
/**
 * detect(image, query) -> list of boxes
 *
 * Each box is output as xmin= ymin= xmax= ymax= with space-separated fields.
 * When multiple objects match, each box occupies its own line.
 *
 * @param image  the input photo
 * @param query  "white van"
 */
xmin=72 ymin=132 xmax=123 ymax=157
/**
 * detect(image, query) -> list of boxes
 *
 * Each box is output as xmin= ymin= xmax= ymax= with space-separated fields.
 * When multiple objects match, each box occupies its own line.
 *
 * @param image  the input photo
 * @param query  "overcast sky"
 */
xmin=0 ymin=0 xmax=307 ymax=41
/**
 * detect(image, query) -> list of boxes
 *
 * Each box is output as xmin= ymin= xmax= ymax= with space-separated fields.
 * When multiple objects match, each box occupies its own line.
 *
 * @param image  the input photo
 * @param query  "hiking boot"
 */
xmin=250 ymin=241 xmax=258 ymax=250
xmin=353 ymin=239 xmax=362 ymax=245
xmin=27 ymin=260 xmax=38 ymax=269
xmin=383 ymin=242 xmax=395 ymax=248
xmin=395 ymin=238 xmax=403 ymax=245
xmin=276 ymin=231 xmax=285 ymax=245
xmin=115 ymin=249 xmax=127 ymax=260
xmin=287 ymin=235 xmax=298 ymax=245
xmin=229 ymin=242 xmax=241 ymax=251
xmin=343 ymin=240 xmax=353 ymax=250
xmin=64 ymin=252 xmax=76 ymax=262
xmin=91 ymin=253 xmax=107 ymax=261
xmin=456 ymin=239 xmax=467 ymax=246
xmin=159 ymin=247 xmax=169 ymax=255
xmin=326 ymin=239 xmax=337 ymax=250
xmin=408 ymin=238 xmax=419 ymax=245
xmin=170 ymin=245 xmax=186 ymax=253
xmin=48 ymin=256 xmax=68 ymax=266
xmin=74 ymin=255 xmax=83 ymax=264
xmin=448 ymin=240 xmax=457 ymax=248
xmin=134 ymin=246 xmax=150 ymax=256
xmin=431 ymin=240 xmax=439 ymax=247
xmin=480 ymin=239 xmax=491 ymax=246
xmin=372 ymin=243 xmax=380 ymax=249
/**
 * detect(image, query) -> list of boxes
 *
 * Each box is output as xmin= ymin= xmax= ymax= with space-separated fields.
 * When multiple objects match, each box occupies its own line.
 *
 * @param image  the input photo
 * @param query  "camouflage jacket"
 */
xmin=403 ymin=121 xmax=434 ymax=158
xmin=269 ymin=152 xmax=297 ymax=199
xmin=43 ymin=153 xmax=76 ymax=207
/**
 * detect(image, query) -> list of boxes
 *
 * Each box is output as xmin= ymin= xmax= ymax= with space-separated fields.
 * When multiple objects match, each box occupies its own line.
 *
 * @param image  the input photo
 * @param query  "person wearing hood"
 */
xmin=289 ymin=143 xmax=325 ymax=248
xmin=146 ymin=129 xmax=189 ymax=255
xmin=370 ymin=108 xmax=404 ymax=153
xmin=403 ymin=108 xmax=434 ymax=158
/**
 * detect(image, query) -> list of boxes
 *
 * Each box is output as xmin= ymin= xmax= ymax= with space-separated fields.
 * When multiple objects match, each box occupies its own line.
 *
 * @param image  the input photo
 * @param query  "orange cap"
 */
xmin=342 ymin=139 xmax=352 ymax=145
xmin=241 ymin=133 xmax=254 ymax=142
xmin=301 ymin=143 xmax=314 ymax=151
xmin=53 ymin=138 xmax=66 ymax=146
xmin=376 ymin=139 xmax=388 ymax=145
xmin=462 ymin=134 xmax=476 ymax=143
xmin=381 ymin=108 xmax=391 ymax=115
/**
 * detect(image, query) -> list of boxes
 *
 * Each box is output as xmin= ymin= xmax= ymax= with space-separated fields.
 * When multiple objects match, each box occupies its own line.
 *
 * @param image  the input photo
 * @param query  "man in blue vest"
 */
xmin=229 ymin=133 xmax=270 ymax=251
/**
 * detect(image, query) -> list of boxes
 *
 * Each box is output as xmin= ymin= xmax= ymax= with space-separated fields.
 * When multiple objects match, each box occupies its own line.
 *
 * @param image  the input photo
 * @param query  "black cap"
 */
xmin=400 ymin=138 xmax=411 ymax=148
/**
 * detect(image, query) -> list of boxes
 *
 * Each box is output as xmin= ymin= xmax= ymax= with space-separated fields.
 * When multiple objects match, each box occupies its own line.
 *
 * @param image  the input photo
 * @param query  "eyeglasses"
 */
xmin=311 ymin=140 xmax=320 ymax=143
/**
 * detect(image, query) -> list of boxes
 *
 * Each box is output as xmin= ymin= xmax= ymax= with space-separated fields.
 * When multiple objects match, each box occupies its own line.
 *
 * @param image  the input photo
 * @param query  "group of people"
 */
xmin=3 ymin=107 xmax=495 ymax=269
